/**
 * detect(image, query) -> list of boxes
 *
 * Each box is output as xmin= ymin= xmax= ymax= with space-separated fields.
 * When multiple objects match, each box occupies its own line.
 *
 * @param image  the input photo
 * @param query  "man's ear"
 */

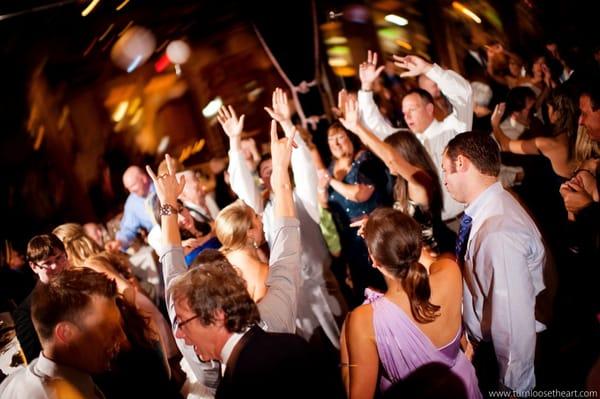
xmin=455 ymin=154 xmax=469 ymax=173
xmin=55 ymin=322 xmax=76 ymax=344
xmin=425 ymin=102 xmax=435 ymax=116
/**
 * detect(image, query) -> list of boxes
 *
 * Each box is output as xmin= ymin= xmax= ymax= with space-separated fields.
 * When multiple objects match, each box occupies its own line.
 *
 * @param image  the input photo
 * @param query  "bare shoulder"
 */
xmin=346 ymin=303 xmax=375 ymax=337
xmin=348 ymin=303 xmax=374 ymax=325
xmin=428 ymin=257 xmax=462 ymax=292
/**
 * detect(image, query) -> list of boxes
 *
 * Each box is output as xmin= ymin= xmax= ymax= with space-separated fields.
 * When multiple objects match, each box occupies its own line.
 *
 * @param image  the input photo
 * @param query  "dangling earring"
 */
xmin=252 ymin=240 xmax=259 ymax=249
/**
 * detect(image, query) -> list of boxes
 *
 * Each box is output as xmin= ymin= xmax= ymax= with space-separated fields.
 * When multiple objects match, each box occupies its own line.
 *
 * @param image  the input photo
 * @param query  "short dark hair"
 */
xmin=405 ymin=88 xmax=434 ymax=106
xmin=505 ymin=86 xmax=536 ymax=116
xmin=31 ymin=268 xmax=118 ymax=341
xmin=171 ymin=262 xmax=260 ymax=333
xmin=445 ymin=132 xmax=501 ymax=177
xmin=581 ymin=82 xmax=600 ymax=112
xmin=257 ymin=153 xmax=272 ymax=174
xmin=27 ymin=234 xmax=66 ymax=264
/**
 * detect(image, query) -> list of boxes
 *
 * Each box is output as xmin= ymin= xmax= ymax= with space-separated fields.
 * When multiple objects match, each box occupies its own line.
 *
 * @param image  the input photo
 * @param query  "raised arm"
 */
xmin=340 ymin=97 xmax=431 ymax=207
xmin=217 ymin=105 xmax=264 ymax=214
xmin=256 ymin=120 xmax=301 ymax=333
xmin=357 ymin=51 xmax=398 ymax=140
xmin=149 ymin=156 xmax=221 ymax=388
xmin=146 ymin=155 xmax=186 ymax=297
xmin=394 ymin=54 xmax=473 ymax=129
xmin=265 ymin=88 xmax=319 ymax=223
xmin=491 ymin=103 xmax=541 ymax=155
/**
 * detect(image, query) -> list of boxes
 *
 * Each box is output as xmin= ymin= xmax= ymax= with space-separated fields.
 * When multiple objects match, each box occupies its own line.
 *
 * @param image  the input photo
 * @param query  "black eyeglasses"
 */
xmin=31 ymin=253 xmax=66 ymax=270
xmin=174 ymin=314 xmax=200 ymax=331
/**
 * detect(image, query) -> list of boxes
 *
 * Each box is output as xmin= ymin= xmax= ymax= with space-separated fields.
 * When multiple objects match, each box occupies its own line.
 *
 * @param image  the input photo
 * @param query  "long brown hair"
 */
xmin=364 ymin=208 xmax=440 ymax=323
xmin=384 ymin=130 xmax=443 ymax=217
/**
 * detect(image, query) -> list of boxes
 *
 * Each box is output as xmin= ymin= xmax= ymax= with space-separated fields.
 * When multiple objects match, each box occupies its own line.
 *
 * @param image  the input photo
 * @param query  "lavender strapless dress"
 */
xmin=365 ymin=290 xmax=482 ymax=399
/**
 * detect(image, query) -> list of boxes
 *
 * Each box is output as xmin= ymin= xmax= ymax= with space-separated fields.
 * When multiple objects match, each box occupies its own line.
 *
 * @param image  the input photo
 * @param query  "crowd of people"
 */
xmin=1 ymin=37 xmax=599 ymax=399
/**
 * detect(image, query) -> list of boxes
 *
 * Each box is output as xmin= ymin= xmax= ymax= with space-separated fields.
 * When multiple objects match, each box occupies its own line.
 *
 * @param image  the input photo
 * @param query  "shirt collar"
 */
xmin=220 ymin=330 xmax=247 ymax=369
xmin=465 ymin=181 xmax=502 ymax=219
xmin=35 ymin=352 xmax=98 ymax=398
xmin=419 ymin=119 xmax=443 ymax=141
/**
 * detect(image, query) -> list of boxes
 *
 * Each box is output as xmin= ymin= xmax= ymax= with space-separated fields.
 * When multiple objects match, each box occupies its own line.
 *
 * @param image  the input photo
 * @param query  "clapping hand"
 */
xmin=393 ymin=54 xmax=432 ymax=78
xmin=359 ymin=50 xmax=385 ymax=91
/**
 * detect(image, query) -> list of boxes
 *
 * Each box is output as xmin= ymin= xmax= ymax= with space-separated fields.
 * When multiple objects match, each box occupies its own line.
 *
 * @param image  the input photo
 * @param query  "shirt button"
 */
xmin=346 ymin=208 xmax=350 ymax=213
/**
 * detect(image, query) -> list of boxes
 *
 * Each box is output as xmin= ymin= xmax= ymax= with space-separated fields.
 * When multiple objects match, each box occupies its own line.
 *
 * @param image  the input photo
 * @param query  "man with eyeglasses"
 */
xmin=12 ymin=234 xmax=70 ymax=362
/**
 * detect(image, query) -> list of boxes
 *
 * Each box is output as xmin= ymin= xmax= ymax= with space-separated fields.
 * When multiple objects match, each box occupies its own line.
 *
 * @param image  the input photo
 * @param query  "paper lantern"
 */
xmin=166 ymin=40 xmax=191 ymax=65
xmin=110 ymin=26 xmax=156 ymax=73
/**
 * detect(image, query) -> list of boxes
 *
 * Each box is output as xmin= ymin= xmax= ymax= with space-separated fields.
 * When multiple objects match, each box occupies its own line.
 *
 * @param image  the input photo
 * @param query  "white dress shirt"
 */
xmin=0 ymin=352 xmax=103 ymax=399
xmin=462 ymin=182 xmax=546 ymax=391
xmin=220 ymin=331 xmax=246 ymax=376
xmin=358 ymin=64 xmax=473 ymax=220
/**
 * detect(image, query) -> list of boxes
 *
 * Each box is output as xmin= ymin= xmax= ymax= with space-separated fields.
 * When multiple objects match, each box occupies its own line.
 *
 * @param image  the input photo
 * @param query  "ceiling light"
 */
xmin=112 ymin=101 xmax=129 ymax=122
xmin=202 ymin=97 xmax=222 ymax=118
xmin=452 ymin=2 xmax=482 ymax=24
xmin=384 ymin=14 xmax=408 ymax=27
xmin=81 ymin=0 xmax=101 ymax=17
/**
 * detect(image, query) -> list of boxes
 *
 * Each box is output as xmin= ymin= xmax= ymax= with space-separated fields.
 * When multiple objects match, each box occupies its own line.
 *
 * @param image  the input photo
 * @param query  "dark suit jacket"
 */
xmin=215 ymin=325 xmax=334 ymax=399
xmin=12 ymin=290 xmax=41 ymax=362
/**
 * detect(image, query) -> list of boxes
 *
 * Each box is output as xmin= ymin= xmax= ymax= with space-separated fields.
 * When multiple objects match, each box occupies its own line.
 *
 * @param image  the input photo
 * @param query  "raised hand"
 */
xmin=217 ymin=105 xmax=245 ymax=139
xmin=359 ymin=50 xmax=385 ymax=91
xmin=393 ymin=54 xmax=432 ymax=78
xmin=335 ymin=89 xmax=349 ymax=119
xmin=264 ymin=88 xmax=295 ymax=137
xmin=491 ymin=103 xmax=506 ymax=128
xmin=146 ymin=154 xmax=185 ymax=207
xmin=269 ymin=120 xmax=296 ymax=174
xmin=264 ymin=88 xmax=292 ymax=123
xmin=338 ymin=96 xmax=361 ymax=133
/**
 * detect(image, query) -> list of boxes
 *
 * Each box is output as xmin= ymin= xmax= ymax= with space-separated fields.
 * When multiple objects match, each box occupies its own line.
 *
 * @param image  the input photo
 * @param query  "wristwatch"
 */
xmin=160 ymin=203 xmax=178 ymax=216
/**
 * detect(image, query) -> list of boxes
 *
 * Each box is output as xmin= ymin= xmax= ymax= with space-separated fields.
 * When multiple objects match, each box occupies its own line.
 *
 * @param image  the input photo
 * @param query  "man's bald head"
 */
xmin=123 ymin=166 xmax=150 ymax=197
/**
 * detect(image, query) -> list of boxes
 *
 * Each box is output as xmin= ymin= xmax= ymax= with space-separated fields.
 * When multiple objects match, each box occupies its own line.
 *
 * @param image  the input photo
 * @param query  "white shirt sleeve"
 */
xmin=474 ymin=231 xmax=538 ymax=391
xmin=227 ymin=149 xmax=264 ymax=214
xmin=426 ymin=64 xmax=473 ymax=131
xmin=290 ymin=133 xmax=320 ymax=223
xmin=357 ymin=90 xmax=398 ymax=140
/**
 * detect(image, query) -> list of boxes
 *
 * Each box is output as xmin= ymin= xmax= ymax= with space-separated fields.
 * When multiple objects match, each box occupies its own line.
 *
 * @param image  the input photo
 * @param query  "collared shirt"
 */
xmin=462 ymin=182 xmax=546 ymax=392
xmin=418 ymin=120 xmax=466 ymax=220
xmin=357 ymin=63 xmax=472 ymax=220
xmin=499 ymin=117 xmax=526 ymax=140
xmin=220 ymin=331 xmax=246 ymax=376
xmin=183 ymin=197 xmax=220 ymax=222
xmin=116 ymin=184 xmax=156 ymax=248
xmin=0 ymin=352 xmax=103 ymax=399
xmin=159 ymin=217 xmax=301 ymax=389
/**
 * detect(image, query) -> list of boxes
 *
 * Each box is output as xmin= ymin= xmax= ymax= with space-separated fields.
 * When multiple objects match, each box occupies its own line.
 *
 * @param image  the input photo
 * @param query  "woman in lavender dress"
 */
xmin=340 ymin=208 xmax=481 ymax=399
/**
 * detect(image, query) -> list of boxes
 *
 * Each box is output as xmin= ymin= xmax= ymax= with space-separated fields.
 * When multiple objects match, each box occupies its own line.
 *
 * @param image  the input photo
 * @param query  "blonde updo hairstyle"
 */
xmin=53 ymin=223 xmax=102 ymax=267
xmin=215 ymin=199 xmax=254 ymax=253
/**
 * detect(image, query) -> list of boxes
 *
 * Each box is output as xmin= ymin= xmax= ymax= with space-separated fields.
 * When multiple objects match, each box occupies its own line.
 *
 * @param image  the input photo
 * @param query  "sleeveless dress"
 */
xmin=365 ymin=290 xmax=482 ymax=399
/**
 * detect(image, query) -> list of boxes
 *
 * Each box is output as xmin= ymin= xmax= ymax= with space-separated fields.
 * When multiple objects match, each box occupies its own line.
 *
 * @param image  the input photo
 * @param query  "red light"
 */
xmin=154 ymin=53 xmax=171 ymax=73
